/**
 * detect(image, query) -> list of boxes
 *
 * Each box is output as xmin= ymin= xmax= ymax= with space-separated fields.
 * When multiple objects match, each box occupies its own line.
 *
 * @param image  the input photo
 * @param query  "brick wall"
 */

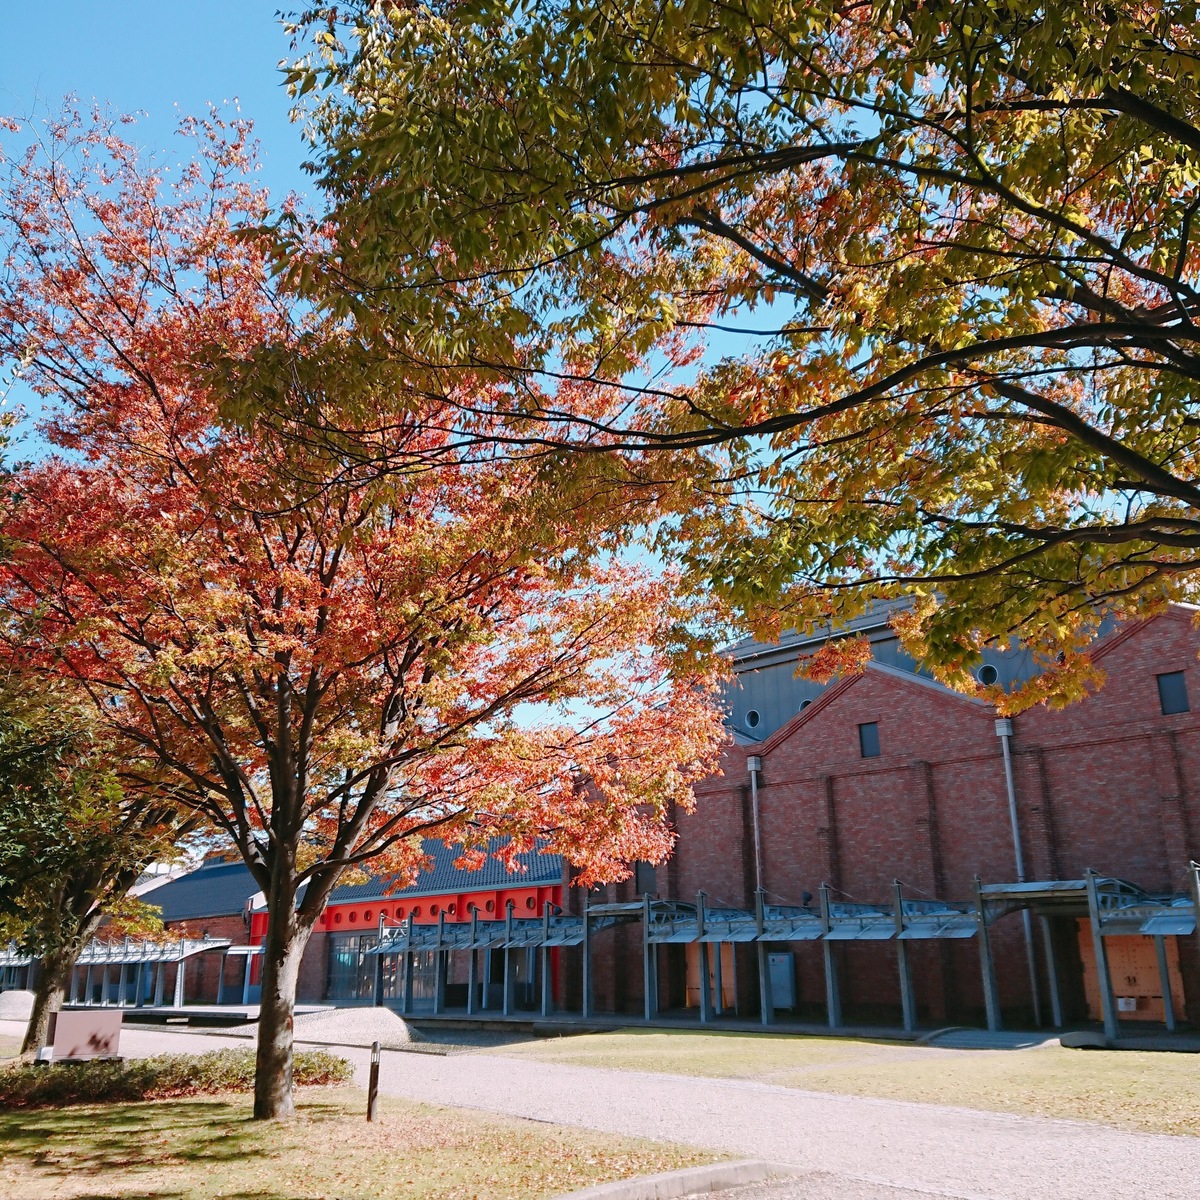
xmin=663 ymin=611 xmax=1200 ymax=1027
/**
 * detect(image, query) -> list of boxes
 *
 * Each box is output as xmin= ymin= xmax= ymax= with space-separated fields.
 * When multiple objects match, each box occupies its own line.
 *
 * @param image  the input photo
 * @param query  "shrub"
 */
xmin=0 ymin=1048 xmax=352 ymax=1108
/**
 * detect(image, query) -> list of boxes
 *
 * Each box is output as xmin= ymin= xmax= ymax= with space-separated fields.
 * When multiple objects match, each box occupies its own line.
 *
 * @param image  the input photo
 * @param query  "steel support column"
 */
xmin=697 ymin=891 xmax=712 ymax=1025
xmin=1154 ymin=935 xmax=1176 ymax=1033
xmin=242 ymin=954 xmax=253 ymax=1005
xmin=894 ymin=880 xmax=916 ymax=1033
xmin=467 ymin=909 xmax=479 ymax=1016
xmin=502 ymin=902 xmax=513 ymax=1017
xmin=84 ymin=964 xmax=93 ymax=1006
xmin=172 ymin=957 xmax=186 ymax=1009
xmin=755 ymin=888 xmax=773 ymax=1025
xmin=216 ymin=952 xmax=227 ymax=1006
xmin=402 ymin=914 xmax=415 ymax=1015
xmin=642 ymin=893 xmax=657 ymax=1021
xmin=1085 ymin=870 xmax=1119 ymax=1041
xmin=540 ymin=902 xmax=554 ymax=1018
xmin=581 ymin=890 xmax=593 ymax=1019
xmin=154 ymin=962 xmax=165 ymax=1007
xmin=118 ymin=962 xmax=128 ymax=1007
xmin=434 ymin=912 xmax=447 ymax=1015
xmin=1040 ymin=916 xmax=1064 ymax=1029
xmin=820 ymin=883 xmax=842 ymax=1028
xmin=973 ymin=876 xmax=1002 ymax=1032
xmin=712 ymin=942 xmax=724 ymax=1017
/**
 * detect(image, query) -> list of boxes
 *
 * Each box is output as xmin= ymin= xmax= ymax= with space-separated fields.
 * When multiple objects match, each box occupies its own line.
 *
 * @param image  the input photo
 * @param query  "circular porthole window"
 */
xmin=364 ymin=910 xmax=372 ymax=922
xmin=395 ymin=907 xmax=405 ymax=920
xmin=412 ymin=905 xmax=422 ymax=918
xmin=448 ymin=903 xmax=456 ymax=915
xmin=746 ymin=709 xmax=761 ymax=728
xmin=334 ymin=912 xmax=342 ymax=925
xmin=526 ymin=896 xmax=536 ymax=909
xmin=430 ymin=903 xmax=439 ymax=916
xmin=348 ymin=911 xmax=357 ymax=923
xmin=977 ymin=664 xmax=1000 ymax=686
xmin=486 ymin=899 xmax=495 ymax=912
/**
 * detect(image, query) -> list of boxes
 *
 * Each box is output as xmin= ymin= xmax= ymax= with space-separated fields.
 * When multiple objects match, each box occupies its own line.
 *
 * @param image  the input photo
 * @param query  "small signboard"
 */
xmin=47 ymin=1009 xmax=122 ymax=1061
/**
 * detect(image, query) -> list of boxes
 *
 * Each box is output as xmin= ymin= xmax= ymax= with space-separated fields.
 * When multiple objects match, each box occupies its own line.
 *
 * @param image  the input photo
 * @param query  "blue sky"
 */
xmin=1 ymin=3 xmax=308 ymax=437
xmin=0 ymin=3 xmax=307 ymax=200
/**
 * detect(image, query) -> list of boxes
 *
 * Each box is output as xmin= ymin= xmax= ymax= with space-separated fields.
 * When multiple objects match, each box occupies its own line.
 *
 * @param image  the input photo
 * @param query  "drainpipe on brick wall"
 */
xmin=747 ymin=755 xmax=764 ymax=894
xmin=996 ymin=717 xmax=1044 ymax=1028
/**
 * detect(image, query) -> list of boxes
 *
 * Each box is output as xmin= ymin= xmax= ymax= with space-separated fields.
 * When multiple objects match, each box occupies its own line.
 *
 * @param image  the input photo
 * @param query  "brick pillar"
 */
xmin=911 ymin=760 xmax=950 ymax=1021
xmin=816 ymin=775 xmax=841 ymax=890
xmin=1021 ymin=746 xmax=1063 ymax=880
xmin=1153 ymin=731 xmax=1195 ymax=888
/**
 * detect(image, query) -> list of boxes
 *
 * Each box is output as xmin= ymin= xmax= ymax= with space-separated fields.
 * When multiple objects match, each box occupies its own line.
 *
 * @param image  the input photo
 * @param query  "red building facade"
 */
xmin=584 ymin=608 xmax=1200 ymax=1028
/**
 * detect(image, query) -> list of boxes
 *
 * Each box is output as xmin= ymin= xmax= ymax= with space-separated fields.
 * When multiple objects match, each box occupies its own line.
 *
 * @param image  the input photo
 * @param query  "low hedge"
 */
xmin=0 ymin=1048 xmax=353 ymax=1108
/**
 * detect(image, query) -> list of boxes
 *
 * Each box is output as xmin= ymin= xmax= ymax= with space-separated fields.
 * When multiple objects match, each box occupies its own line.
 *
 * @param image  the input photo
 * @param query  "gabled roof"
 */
xmin=329 ymin=838 xmax=563 ymax=904
xmin=144 ymin=858 xmax=262 ymax=922
xmin=754 ymin=659 xmax=991 ymax=755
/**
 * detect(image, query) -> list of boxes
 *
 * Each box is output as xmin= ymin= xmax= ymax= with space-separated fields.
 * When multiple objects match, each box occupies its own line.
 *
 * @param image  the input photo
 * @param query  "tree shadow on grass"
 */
xmin=0 ymin=1095 xmax=349 ymax=1196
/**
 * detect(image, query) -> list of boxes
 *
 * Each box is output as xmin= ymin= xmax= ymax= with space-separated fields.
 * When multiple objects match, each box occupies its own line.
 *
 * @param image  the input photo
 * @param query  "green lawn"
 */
xmin=0 ymin=1087 xmax=720 ymax=1200
xmin=493 ymin=1028 xmax=1200 ymax=1136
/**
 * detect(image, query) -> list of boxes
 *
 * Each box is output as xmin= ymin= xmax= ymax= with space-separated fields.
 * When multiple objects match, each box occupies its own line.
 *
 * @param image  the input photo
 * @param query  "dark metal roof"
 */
xmin=328 ymin=838 xmax=564 ymax=904
xmin=146 ymin=840 xmax=565 ymax=922
xmin=144 ymin=858 xmax=262 ymax=922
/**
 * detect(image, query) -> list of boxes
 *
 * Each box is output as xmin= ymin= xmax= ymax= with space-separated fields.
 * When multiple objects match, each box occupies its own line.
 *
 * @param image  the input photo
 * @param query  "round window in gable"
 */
xmin=746 ymin=709 xmax=761 ymax=728
xmin=348 ymin=911 xmax=357 ymax=923
xmin=977 ymin=664 xmax=1000 ymax=686
xmin=364 ymin=910 xmax=372 ymax=923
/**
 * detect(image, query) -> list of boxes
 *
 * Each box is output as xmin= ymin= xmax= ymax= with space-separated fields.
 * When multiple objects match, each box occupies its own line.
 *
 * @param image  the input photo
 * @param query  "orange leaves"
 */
xmin=0 ymin=104 xmax=730 ymax=904
xmin=797 ymin=635 xmax=873 ymax=684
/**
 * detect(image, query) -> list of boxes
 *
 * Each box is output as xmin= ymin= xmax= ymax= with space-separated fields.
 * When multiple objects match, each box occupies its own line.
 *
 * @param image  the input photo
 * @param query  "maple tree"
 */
xmin=0 ymin=682 xmax=189 ymax=1056
xmin=287 ymin=0 xmax=1200 ymax=703
xmin=0 ymin=106 xmax=726 ymax=1117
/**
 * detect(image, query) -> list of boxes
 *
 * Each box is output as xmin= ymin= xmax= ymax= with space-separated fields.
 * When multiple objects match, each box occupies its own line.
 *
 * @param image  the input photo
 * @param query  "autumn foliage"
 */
xmin=0 ymin=106 xmax=727 ymax=1116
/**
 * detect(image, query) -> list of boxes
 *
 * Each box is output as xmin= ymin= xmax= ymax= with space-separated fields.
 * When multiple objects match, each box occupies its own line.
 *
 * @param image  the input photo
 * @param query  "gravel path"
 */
xmin=6 ymin=1021 xmax=1198 ymax=1199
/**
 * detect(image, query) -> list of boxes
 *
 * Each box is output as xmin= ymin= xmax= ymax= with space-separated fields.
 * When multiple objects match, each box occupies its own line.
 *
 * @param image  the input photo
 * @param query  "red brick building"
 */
xmin=584 ymin=606 xmax=1200 ymax=1030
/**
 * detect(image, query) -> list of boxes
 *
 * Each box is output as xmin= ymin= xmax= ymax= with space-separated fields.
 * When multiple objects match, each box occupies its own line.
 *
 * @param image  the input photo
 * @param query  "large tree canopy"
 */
xmin=0 ymin=106 xmax=726 ymax=1116
xmin=289 ymin=0 xmax=1200 ymax=702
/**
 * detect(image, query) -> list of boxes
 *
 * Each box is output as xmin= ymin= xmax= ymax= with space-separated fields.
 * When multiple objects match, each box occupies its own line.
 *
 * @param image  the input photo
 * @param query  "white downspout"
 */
xmin=996 ymin=717 xmax=1044 ymax=1028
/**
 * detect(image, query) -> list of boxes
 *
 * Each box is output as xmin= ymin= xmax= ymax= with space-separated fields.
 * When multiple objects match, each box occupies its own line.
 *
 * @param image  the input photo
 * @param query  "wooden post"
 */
xmin=366 ymin=1041 xmax=380 ymax=1122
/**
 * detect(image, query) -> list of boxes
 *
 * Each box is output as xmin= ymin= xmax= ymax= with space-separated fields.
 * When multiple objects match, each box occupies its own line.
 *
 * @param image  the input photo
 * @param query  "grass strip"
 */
xmin=0 ymin=1086 xmax=720 ymax=1200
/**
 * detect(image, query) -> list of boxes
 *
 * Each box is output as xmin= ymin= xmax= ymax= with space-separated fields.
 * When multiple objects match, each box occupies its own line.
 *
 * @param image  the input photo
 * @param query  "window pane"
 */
xmin=858 ymin=722 xmax=881 ymax=758
xmin=1158 ymin=671 xmax=1190 ymax=715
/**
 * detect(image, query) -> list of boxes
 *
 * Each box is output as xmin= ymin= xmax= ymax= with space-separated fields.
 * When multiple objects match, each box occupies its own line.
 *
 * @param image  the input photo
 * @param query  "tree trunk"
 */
xmin=21 ymin=947 xmax=77 ymax=1057
xmin=252 ymin=872 xmax=313 ymax=1120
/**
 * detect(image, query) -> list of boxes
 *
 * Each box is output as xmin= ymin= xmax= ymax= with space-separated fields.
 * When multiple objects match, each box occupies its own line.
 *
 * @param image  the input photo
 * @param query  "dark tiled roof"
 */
xmin=142 ymin=859 xmax=261 ymax=922
xmin=329 ymin=838 xmax=564 ymax=904
xmin=147 ymin=840 xmax=564 ymax=921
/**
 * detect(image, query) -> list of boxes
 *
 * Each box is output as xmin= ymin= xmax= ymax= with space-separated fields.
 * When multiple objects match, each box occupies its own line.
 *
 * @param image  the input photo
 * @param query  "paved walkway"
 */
xmin=7 ymin=1021 xmax=1199 ymax=1199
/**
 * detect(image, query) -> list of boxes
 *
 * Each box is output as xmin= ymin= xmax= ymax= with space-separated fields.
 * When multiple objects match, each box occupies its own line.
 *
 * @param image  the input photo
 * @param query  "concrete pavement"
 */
xmin=5 ymin=1021 xmax=1198 ymax=1200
